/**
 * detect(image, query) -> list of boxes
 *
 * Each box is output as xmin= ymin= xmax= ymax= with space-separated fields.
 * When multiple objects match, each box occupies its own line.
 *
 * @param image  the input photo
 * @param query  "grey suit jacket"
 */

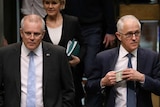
xmin=0 ymin=41 xmax=75 ymax=107
xmin=86 ymin=47 xmax=160 ymax=107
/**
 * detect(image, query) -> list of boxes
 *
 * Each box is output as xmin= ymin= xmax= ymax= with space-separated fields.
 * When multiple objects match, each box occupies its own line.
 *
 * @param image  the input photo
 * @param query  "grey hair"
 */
xmin=116 ymin=15 xmax=141 ymax=32
xmin=20 ymin=14 xmax=45 ymax=30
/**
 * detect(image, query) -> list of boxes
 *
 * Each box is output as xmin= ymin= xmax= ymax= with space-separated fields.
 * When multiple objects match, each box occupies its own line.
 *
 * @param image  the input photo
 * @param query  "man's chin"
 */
xmin=27 ymin=46 xmax=36 ymax=51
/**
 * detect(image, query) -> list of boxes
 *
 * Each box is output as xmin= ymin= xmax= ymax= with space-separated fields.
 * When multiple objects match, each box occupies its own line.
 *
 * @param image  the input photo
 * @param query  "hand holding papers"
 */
xmin=116 ymin=70 xmax=123 ymax=82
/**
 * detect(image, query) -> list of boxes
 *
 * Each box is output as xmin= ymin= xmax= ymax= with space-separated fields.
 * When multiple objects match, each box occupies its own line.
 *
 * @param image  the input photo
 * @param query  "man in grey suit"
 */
xmin=86 ymin=15 xmax=160 ymax=107
xmin=0 ymin=14 xmax=75 ymax=107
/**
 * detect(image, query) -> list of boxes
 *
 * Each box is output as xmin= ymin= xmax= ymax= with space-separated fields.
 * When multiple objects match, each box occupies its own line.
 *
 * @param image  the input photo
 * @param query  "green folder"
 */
xmin=66 ymin=39 xmax=80 ymax=57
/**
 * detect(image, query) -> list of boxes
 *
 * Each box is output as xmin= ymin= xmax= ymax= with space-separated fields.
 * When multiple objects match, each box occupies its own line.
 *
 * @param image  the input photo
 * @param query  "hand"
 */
xmin=122 ymin=68 xmax=145 ymax=82
xmin=101 ymin=71 xmax=116 ymax=86
xmin=69 ymin=55 xmax=80 ymax=67
xmin=2 ymin=37 xmax=8 ymax=46
xmin=103 ymin=34 xmax=116 ymax=48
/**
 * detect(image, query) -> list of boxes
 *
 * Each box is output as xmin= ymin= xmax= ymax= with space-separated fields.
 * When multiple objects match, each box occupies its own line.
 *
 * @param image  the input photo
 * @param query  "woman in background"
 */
xmin=42 ymin=0 xmax=86 ymax=107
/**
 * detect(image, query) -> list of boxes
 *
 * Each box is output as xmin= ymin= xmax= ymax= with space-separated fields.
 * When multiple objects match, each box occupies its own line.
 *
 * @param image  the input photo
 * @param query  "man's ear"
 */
xmin=115 ymin=32 xmax=121 ymax=41
xmin=19 ymin=28 xmax=23 ymax=38
xmin=41 ymin=30 xmax=46 ymax=39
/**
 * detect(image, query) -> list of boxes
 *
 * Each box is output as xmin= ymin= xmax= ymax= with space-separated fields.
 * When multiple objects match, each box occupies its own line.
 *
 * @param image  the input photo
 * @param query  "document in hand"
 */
xmin=66 ymin=39 xmax=80 ymax=57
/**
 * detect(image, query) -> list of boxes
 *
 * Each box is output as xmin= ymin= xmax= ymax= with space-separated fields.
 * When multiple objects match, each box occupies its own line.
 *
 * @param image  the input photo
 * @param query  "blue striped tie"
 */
xmin=27 ymin=51 xmax=36 ymax=107
xmin=126 ymin=53 xmax=136 ymax=107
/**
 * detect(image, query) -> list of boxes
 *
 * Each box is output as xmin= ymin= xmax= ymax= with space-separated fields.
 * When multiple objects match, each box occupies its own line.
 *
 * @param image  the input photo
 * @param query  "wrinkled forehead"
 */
xmin=20 ymin=15 xmax=45 ymax=32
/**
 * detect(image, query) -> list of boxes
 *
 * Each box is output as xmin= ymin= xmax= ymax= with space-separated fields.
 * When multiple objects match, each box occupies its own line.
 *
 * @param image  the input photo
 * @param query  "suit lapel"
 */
xmin=59 ymin=15 xmax=68 ymax=47
xmin=111 ymin=48 xmax=119 ymax=70
xmin=109 ymin=48 xmax=120 ymax=70
xmin=137 ymin=48 xmax=145 ymax=73
xmin=42 ymin=42 xmax=52 ymax=97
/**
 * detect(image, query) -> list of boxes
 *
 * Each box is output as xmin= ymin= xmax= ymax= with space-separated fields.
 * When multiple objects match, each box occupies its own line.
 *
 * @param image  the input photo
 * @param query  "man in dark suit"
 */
xmin=0 ymin=14 xmax=75 ymax=107
xmin=86 ymin=15 xmax=160 ymax=107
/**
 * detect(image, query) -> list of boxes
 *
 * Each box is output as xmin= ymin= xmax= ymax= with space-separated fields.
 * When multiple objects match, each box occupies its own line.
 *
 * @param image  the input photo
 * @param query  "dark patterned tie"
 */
xmin=126 ymin=53 xmax=136 ymax=107
xmin=27 ymin=51 xmax=36 ymax=107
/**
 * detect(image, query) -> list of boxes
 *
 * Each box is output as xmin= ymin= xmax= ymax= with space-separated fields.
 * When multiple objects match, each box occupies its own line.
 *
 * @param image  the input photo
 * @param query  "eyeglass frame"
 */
xmin=119 ymin=31 xmax=141 ymax=39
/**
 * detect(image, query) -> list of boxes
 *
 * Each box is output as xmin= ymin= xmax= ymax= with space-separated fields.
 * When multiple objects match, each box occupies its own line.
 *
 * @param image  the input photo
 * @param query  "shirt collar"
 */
xmin=119 ymin=45 xmax=137 ymax=58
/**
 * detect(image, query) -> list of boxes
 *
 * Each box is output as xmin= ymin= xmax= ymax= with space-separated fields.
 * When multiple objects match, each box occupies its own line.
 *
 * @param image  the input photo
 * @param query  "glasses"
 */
xmin=23 ymin=31 xmax=42 ymax=37
xmin=119 ymin=31 xmax=141 ymax=39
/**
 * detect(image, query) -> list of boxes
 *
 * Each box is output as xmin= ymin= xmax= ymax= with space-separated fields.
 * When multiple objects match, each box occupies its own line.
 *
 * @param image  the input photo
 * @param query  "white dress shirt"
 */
xmin=114 ymin=45 xmax=137 ymax=107
xmin=21 ymin=42 xmax=43 ymax=107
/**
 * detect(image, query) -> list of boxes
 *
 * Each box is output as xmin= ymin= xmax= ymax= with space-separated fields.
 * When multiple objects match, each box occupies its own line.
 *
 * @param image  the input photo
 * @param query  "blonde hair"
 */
xmin=60 ymin=0 xmax=66 ymax=9
xmin=42 ymin=0 xmax=66 ymax=10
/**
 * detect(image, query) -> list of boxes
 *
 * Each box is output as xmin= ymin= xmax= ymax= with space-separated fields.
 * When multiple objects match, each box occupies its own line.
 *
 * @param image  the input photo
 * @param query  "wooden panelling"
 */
xmin=120 ymin=4 xmax=160 ymax=20
xmin=152 ymin=94 xmax=160 ymax=107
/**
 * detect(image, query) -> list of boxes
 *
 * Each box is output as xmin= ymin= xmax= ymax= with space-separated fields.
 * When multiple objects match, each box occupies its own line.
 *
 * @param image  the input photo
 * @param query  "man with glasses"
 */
xmin=86 ymin=15 xmax=160 ymax=107
xmin=0 ymin=14 xmax=74 ymax=107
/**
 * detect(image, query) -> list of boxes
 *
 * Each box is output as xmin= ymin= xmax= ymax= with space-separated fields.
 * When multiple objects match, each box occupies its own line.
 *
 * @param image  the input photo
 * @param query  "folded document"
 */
xmin=66 ymin=39 xmax=80 ymax=57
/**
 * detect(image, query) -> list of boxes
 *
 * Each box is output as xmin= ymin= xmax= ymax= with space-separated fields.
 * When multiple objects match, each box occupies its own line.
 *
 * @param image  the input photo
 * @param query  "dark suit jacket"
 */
xmin=0 ymin=41 xmax=75 ymax=107
xmin=86 ymin=47 xmax=160 ymax=107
